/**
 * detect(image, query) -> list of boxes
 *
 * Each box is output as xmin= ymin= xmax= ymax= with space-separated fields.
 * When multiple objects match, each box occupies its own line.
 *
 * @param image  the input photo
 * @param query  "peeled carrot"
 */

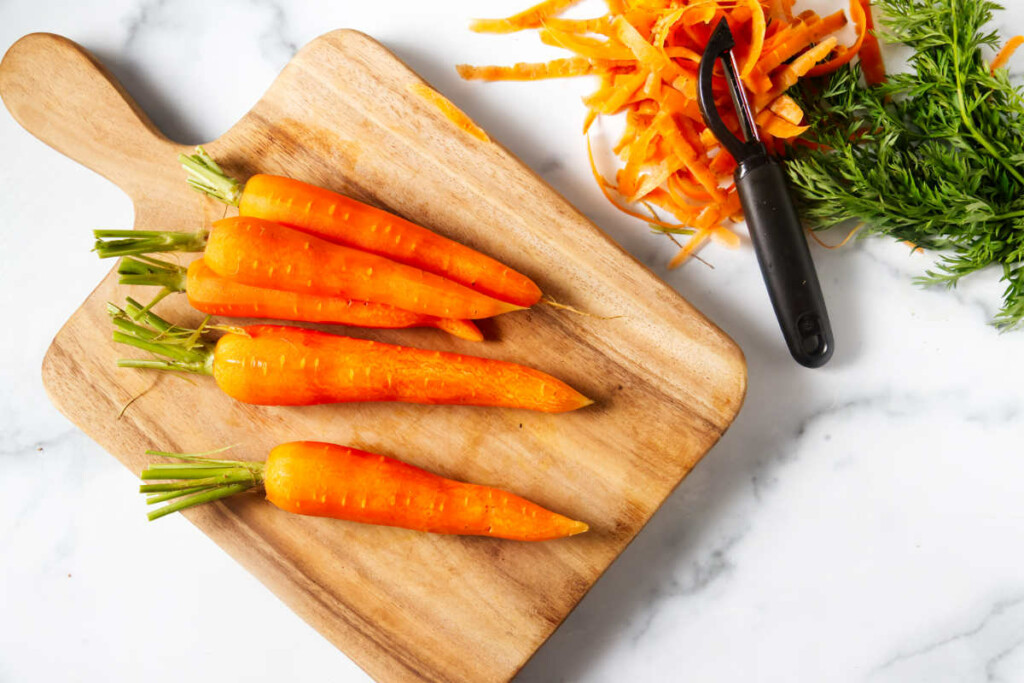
xmin=139 ymin=441 xmax=590 ymax=541
xmin=115 ymin=256 xmax=483 ymax=342
xmin=94 ymin=217 xmax=521 ymax=321
xmin=179 ymin=149 xmax=542 ymax=308
xmin=110 ymin=300 xmax=592 ymax=412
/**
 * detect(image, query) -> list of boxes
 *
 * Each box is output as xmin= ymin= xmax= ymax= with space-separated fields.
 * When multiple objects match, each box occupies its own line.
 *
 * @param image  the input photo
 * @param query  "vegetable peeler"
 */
xmin=698 ymin=18 xmax=834 ymax=368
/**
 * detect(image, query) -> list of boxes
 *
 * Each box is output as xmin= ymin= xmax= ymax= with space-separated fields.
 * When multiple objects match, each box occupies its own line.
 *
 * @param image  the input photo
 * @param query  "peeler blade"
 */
xmin=697 ymin=19 xmax=763 ymax=163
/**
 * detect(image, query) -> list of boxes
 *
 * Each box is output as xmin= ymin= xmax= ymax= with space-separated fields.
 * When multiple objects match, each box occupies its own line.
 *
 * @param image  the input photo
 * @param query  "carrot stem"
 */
xmin=94 ymin=229 xmax=208 ymax=259
xmin=122 ymin=298 xmax=180 ymax=332
xmin=109 ymin=301 xmax=215 ymax=375
xmin=139 ymin=468 xmax=260 ymax=493
xmin=111 ymin=337 xmax=210 ymax=373
xmin=146 ymin=485 xmax=216 ymax=505
xmin=147 ymin=483 xmax=255 ymax=521
xmin=651 ymin=225 xmax=697 ymax=235
xmin=140 ymin=462 xmax=263 ymax=481
xmin=111 ymin=298 xmax=200 ymax=340
xmin=144 ymin=447 xmax=240 ymax=463
xmin=117 ymin=257 xmax=188 ymax=292
xmin=179 ymin=146 xmax=243 ymax=206
xmin=114 ymin=359 xmax=204 ymax=373
xmin=140 ymin=453 xmax=265 ymax=521
xmin=140 ymin=477 xmax=234 ymax=493
xmin=140 ymin=466 xmax=244 ymax=480
xmin=141 ymin=462 xmax=237 ymax=472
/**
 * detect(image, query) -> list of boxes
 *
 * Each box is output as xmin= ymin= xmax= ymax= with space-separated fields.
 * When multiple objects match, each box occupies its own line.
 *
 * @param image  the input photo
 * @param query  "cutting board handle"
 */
xmin=0 ymin=33 xmax=177 ymax=194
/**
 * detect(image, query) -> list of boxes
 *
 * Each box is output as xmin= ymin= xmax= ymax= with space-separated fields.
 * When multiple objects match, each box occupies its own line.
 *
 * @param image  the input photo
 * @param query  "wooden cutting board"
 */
xmin=0 ymin=30 xmax=746 ymax=682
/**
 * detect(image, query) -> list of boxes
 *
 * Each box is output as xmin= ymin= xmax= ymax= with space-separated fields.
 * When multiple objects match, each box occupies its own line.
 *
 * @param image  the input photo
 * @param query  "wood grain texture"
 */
xmin=0 ymin=31 xmax=747 ymax=682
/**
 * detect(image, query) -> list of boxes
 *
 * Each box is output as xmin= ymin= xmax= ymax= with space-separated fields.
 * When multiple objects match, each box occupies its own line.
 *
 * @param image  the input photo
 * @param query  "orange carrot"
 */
xmin=95 ymin=217 xmax=521 ymax=321
xmin=140 ymin=441 xmax=590 ymax=541
xmin=110 ymin=301 xmax=592 ymax=413
xmin=115 ymin=256 xmax=483 ymax=342
xmin=205 ymin=218 xmax=519 ymax=320
xmin=179 ymin=149 xmax=542 ymax=308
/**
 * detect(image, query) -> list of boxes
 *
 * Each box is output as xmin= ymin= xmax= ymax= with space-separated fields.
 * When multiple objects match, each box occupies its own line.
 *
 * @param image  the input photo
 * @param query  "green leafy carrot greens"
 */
xmin=787 ymin=0 xmax=1024 ymax=328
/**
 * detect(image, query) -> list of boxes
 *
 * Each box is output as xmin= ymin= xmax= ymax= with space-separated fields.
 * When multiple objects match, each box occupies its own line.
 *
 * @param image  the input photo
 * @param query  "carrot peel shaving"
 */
xmin=461 ymin=0 xmax=878 ymax=265
xmin=806 ymin=0 xmax=869 ymax=78
xmin=470 ymin=0 xmax=583 ymax=33
xmin=408 ymin=83 xmax=490 ymax=142
xmin=992 ymin=36 xmax=1024 ymax=74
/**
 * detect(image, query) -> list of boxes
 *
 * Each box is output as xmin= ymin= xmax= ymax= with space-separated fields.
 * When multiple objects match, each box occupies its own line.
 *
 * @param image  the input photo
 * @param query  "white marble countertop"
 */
xmin=3 ymin=1 xmax=1024 ymax=681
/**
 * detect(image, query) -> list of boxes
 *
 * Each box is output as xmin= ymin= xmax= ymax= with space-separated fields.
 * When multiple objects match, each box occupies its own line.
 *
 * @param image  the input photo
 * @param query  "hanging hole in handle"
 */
xmin=797 ymin=313 xmax=829 ymax=358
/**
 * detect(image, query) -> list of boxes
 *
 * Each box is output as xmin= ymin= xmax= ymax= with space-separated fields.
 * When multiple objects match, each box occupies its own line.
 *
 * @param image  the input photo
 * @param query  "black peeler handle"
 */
xmin=698 ymin=18 xmax=833 ymax=368
xmin=736 ymin=153 xmax=833 ymax=367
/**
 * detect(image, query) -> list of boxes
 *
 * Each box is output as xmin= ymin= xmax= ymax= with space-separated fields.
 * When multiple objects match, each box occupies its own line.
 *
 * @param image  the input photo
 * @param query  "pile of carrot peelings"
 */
xmin=459 ymin=0 xmax=883 ymax=267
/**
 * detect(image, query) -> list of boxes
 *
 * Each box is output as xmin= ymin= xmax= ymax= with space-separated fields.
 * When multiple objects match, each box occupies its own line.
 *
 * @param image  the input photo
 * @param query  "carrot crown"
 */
xmin=94 ymin=229 xmax=208 ymax=259
xmin=139 ymin=449 xmax=265 ymax=521
xmin=179 ymin=146 xmax=243 ymax=206
xmin=109 ymin=297 xmax=216 ymax=375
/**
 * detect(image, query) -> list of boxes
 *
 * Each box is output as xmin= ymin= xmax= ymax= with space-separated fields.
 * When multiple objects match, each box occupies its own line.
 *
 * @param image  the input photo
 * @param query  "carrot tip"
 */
xmin=498 ymin=304 xmax=530 ymax=316
xmin=551 ymin=394 xmax=595 ymax=413
xmin=435 ymin=319 xmax=485 ymax=342
xmin=568 ymin=521 xmax=590 ymax=536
